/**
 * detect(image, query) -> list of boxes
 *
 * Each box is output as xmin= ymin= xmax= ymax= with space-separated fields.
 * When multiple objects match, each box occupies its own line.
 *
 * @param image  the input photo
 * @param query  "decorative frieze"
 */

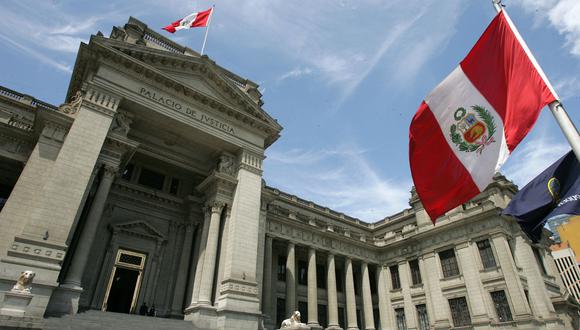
xmin=82 ymin=87 xmax=120 ymax=117
xmin=220 ymin=278 xmax=259 ymax=297
xmin=8 ymin=236 xmax=67 ymax=265
xmin=239 ymin=149 xmax=263 ymax=175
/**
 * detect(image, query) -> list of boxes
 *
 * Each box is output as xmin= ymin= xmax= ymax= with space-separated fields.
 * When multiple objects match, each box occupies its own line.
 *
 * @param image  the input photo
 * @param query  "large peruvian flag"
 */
xmin=162 ymin=7 xmax=213 ymax=33
xmin=409 ymin=10 xmax=558 ymax=222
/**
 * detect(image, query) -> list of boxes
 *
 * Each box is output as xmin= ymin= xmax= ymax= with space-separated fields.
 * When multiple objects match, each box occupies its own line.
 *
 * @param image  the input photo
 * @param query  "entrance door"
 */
xmin=102 ymin=249 xmax=146 ymax=314
xmin=106 ymin=267 xmax=140 ymax=313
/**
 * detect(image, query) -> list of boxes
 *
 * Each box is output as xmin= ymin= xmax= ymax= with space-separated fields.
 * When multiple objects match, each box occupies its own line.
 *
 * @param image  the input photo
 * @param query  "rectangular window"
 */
xmin=298 ymin=301 xmax=308 ymax=323
xmin=298 ymin=260 xmax=308 ymax=285
xmin=317 ymin=264 xmax=326 ymax=289
xmin=276 ymin=298 xmax=286 ymax=327
xmin=477 ymin=239 xmax=497 ymax=269
xmin=410 ymin=259 xmax=422 ymax=285
xmin=448 ymin=297 xmax=471 ymax=327
xmin=395 ymin=308 xmax=407 ymax=330
xmin=338 ymin=307 xmax=345 ymax=329
xmin=439 ymin=249 xmax=460 ymax=278
xmin=121 ymin=163 xmax=134 ymax=181
xmin=390 ymin=265 xmax=401 ymax=290
xmin=318 ymin=304 xmax=327 ymax=328
xmin=277 ymin=256 xmax=286 ymax=281
xmin=532 ymin=247 xmax=547 ymax=275
xmin=416 ymin=304 xmax=429 ymax=330
xmin=336 ymin=267 xmax=344 ymax=292
xmin=491 ymin=290 xmax=513 ymax=322
xmin=138 ymin=167 xmax=165 ymax=190
xmin=169 ymin=177 xmax=179 ymax=195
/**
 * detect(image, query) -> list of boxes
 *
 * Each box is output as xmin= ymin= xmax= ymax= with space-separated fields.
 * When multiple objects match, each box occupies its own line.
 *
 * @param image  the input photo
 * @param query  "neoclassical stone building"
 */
xmin=0 ymin=17 xmax=577 ymax=330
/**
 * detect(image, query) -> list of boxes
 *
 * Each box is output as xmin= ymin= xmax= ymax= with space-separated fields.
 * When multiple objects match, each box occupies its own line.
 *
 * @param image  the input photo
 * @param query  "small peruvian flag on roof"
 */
xmin=162 ymin=7 xmax=213 ymax=33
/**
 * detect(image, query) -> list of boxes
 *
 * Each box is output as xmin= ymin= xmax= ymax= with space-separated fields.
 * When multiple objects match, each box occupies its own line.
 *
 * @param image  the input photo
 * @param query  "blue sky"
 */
xmin=0 ymin=0 xmax=578 ymax=221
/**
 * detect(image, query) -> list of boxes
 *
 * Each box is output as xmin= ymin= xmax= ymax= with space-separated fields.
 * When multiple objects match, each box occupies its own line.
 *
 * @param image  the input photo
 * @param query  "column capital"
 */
xmin=102 ymin=163 xmax=119 ymax=179
xmin=204 ymin=201 xmax=225 ymax=215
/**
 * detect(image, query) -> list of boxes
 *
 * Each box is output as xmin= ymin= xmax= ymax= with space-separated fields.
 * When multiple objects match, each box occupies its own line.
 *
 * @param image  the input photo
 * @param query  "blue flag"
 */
xmin=502 ymin=150 xmax=580 ymax=242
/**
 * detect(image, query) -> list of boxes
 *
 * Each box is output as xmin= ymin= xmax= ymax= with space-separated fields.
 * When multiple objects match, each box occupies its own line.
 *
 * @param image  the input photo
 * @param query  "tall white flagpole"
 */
xmin=491 ymin=0 xmax=580 ymax=161
xmin=200 ymin=5 xmax=215 ymax=56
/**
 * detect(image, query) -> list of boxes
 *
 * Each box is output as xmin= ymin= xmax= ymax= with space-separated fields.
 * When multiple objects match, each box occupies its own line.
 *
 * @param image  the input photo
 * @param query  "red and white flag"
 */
xmin=409 ymin=10 xmax=558 ymax=222
xmin=163 ymin=7 xmax=213 ymax=33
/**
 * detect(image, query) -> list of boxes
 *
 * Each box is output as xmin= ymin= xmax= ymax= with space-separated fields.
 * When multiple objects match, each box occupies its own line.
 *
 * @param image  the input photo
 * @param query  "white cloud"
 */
xmin=0 ymin=33 xmax=72 ymax=73
xmin=554 ymin=76 xmax=580 ymax=100
xmin=502 ymin=134 xmax=570 ymax=187
xmin=277 ymin=67 xmax=313 ymax=82
xmin=265 ymin=144 xmax=411 ymax=221
xmin=513 ymin=0 xmax=580 ymax=57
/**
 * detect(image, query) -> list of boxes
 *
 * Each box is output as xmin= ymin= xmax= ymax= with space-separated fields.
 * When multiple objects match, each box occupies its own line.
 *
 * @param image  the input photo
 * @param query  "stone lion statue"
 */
xmin=281 ymin=311 xmax=305 ymax=329
xmin=11 ymin=270 xmax=35 ymax=293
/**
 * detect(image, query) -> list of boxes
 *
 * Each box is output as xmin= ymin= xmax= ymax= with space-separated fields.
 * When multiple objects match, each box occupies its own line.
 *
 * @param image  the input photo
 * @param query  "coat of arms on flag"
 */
xmin=450 ymin=105 xmax=496 ymax=154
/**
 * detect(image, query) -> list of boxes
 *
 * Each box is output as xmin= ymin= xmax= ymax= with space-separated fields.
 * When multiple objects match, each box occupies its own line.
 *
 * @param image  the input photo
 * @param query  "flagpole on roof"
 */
xmin=200 ymin=5 xmax=215 ymax=56
xmin=491 ymin=0 xmax=580 ymax=161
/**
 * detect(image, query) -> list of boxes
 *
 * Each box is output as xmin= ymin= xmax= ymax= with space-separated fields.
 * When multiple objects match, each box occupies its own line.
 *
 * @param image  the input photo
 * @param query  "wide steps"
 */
xmin=43 ymin=310 xmax=193 ymax=330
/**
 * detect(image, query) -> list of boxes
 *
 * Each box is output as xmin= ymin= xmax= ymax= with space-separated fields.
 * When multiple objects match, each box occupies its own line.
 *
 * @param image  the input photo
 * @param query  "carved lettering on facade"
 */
xmin=138 ymin=87 xmax=236 ymax=136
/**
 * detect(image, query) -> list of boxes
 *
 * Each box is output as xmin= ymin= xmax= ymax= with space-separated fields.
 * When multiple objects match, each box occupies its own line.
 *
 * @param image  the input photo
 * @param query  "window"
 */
xmin=395 ymin=308 xmax=407 ymax=330
xmin=298 ymin=301 xmax=308 ymax=323
xmin=369 ymin=267 xmax=378 ymax=294
xmin=491 ymin=290 xmax=513 ymax=322
xmin=276 ymin=298 xmax=286 ymax=327
xmin=410 ymin=259 xmax=422 ymax=285
xmin=336 ymin=267 xmax=343 ymax=292
xmin=169 ymin=177 xmax=179 ymax=195
xmin=532 ymin=247 xmax=547 ymax=275
xmin=448 ymin=297 xmax=471 ymax=327
xmin=277 ymin=256 xmax=286 ymax=281
xmin=416 ymin=304 xmax=429 ymax=330
xmin=138 ymin=167 xmax=165 ymax=190
xmin=298 ymin=260 xmax=308 ymax=285
xmin=477 ymin=239 xmax=497 ymax=269
xmin=338 ymin=307 xmax=345 ymax=329
xmin=439 ymin=249 xmax=460 ymax=278
xmin=318 ymin=304 xmax=327 ymax=328
xmin=390 ymin=265 xmax=401 ymax=290
xmin=121 ymin=163 xmax=134 ymax=181
xmin=317 ymin=264 xmax=326 ymax=289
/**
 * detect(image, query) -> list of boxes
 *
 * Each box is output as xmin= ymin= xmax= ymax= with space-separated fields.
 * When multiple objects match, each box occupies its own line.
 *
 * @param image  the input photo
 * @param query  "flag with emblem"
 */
xmin=502 ymin=150 xmax=579 ymax=242
xmin=162 ymin=7 xmax=213 ymax=33
xmin=409 ymin=10 xmax=558 ymax=222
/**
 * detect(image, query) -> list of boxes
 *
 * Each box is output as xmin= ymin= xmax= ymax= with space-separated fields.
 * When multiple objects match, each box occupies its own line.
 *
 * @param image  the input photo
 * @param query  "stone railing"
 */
xmin=143 ymin=32 xmax=183 ymax=54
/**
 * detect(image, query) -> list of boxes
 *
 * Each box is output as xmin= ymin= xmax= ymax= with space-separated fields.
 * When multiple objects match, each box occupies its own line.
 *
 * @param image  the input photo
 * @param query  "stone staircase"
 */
xmin=43 ymin=310 xmax=193 ymax=330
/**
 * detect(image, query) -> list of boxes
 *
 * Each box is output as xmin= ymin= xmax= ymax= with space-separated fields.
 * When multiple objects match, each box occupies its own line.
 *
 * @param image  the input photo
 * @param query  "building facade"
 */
xmin=551 ymin=243 xmax=580 ymax=304
xmin=0 ymin=17 xmax=578 ymax=330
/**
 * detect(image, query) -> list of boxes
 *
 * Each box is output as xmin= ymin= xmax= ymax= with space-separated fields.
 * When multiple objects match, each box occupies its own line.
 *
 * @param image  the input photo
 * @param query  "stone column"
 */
xmin=286 ymin=242 xmax=297 ymax=317
xmin=456 ymin=241 xmax=490 ymax=327
xmin=170 ymin=222 xmax=196 ymax=316
xmin=377 ymin=266 xmax=392 ymax=330
xmin=307 ymin=247 xmax=320 ymax=328
xmin=62 ymin=164 xmax=117 ymax=288
xmin=188 ymin=210 xmax=210 ymax=306
xmin=262 ymin=236 xmax=274 ymax=328
xmin=422 ymin=252 xmax=451 ymax=329
xmin=514 ymin=234 xmax=558 ymax=323
xmin=185 ymin=225 xmax=202 ymax=307
xmin=345 ymin=257 xmax=358 ymax=330
xmin=490 ymin=233 xmax=532 ymax=318
xmin=361 ymin=262 xmax=375 ymax=330
xmin=398 ymin=261 xmax=416 ymax=330
xmin=327 ymin=254 xmax=340 ymax=329
xmin=0 ymin=88 xmax=119 ymax=319
xmin=197 ymin=202 xmax=224 ymax=305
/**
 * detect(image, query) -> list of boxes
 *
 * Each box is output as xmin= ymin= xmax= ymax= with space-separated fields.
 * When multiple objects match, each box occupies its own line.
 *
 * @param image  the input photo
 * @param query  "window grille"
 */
xmin=477 ymin=239 xmax=497 ymax=269
xmin=416 ymin=304 xmax=429 ymax=330
xmin=491 ymin=290 xmax=513 ymax=322
xmin=395 ymin=308 xmax=407 ymax=330
xmin=439 ymin=249 xmax=460 ymax=278
xmin=448 ymin=297 xmax=471 ymax=327
xmin=410 ymin=259 xmax=422 ymax=285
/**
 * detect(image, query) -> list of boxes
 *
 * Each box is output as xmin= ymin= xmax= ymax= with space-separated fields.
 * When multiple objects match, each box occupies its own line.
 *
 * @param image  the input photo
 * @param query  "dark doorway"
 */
xmin=106 ymin=267 xmax=139 ymax=313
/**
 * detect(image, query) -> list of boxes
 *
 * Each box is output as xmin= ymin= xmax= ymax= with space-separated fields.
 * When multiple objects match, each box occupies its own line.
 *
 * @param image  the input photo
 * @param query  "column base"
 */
xmin=325 ymin=326 xmax=343 ymax=330
xmin=346 ymin=326 xmax=359 ymax=330
xmin=308 ymin=322 xmax=323 ymax=330
xmin=184 ymin=303 xmax=218 ymax=329
xmin=45 ymin=283 xmax=82 ymax=317
xmin=0 ymin=291 xmax=33 ymax=317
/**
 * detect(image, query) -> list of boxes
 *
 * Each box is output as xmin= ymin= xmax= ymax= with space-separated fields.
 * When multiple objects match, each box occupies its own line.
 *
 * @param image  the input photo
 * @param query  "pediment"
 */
xmin=71 ymin=29 xmax=282 ymax=146
xmin=152 ymin=69 xmax=235 ymax=107
xmin=111 ymin=220 xmax=165 ymax=240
